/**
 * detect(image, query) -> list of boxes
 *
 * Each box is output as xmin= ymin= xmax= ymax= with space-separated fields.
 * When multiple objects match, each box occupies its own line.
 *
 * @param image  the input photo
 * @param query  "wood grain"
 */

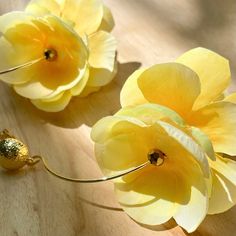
xmin=0 ymin=0 xmax=236 ymax=235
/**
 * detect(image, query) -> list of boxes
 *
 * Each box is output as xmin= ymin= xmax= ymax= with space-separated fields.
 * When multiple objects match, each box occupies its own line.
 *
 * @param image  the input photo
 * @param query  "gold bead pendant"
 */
xmin=0 ymin=137 xmax=29 ymax=170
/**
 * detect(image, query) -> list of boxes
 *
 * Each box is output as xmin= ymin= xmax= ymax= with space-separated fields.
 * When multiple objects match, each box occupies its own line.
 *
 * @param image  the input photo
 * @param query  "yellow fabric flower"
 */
xmin=120 ymin=48 xmax=236 ymax=215
xmin=0 ymin=0 xmax=117 ymax=112
xmin=91 ymin=103 xmax=212 ymax=233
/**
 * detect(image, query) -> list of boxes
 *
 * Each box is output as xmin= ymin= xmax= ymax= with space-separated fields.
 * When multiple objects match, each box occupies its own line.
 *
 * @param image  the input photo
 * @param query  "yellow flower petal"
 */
xmin=173 ymin=162 xmax=208 ymax=233
xmin=157 ymin=121 xmax=210 ymax=178
xmin=70 ymin=68 xmax=90 ymax=96
xmin=116 ymin=103 xmax=185 ymax=126
xmin=31 ymin=90 xmax=72 ymax=112
xmin=189 ymin=102 xmax=236 ymax=155
xmin=115 ymin=153 xmax=208 ymax=232
xmin=14 ymin=80 xmax=54 ymax=99
xmin=157 ymin=121 xmax=213 ymax=197
xmin=92 ymin=116 xmax=148 ymax=175
xmin=84 ymin=30 xmax=117 ymax=87
xmin=120 ymin=69 xmax=148 ymax=107
xmin=115 ymin=168 xmax=177 ymax=225
xmin=4 ymin=22 xmax=43 ymax=58
xmin=27 ymin=0 xmax=104 ymax=36
xmin=213 ymin=93 xmax=225 ymax=102
xmin=0 ymin=12 xmax=43 ymax=80
xmin=0 ymin=38 xmax=12 ymax=69
xmin=188 ymin=126 xmax=215 ymax=160
xmin=88 ymin=31 xmax=117 ymax=72
xmin=0 ymin=37 xmax=32 ymax=85
xmin=43 ymin=65 xmax=88 ymax=99
xmin=63 ymin=0 xmax=104 ymax=35
xmin=0 ymin=11 xmax=34 ymax=34
xmin=25 ymin=0 xmax=60 ymax=16
xmin=208 ymin=155 xmax=236 ymax=214
xmin=91 ymin=115 xmax=146 ymax=143
xmin=87 ymin=62 xmax=117 ymax=87
xmin=224 ymin=93 xmax=236 ymax=103
xmin=98 ymin=5 xmax=115 ymax=32
xmin=176 ymin=47 xmax=231 ymax=110
xmin=121 ymin=63 xmax=201 ymax=118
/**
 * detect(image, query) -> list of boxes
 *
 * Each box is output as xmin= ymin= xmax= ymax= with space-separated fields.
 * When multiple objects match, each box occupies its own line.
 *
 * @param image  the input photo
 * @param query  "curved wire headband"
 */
xmin=0 ymin=129 xmax=165 ymax=183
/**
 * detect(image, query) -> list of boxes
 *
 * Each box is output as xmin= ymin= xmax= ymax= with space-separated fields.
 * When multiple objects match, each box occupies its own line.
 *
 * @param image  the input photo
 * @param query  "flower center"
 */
xmin=148 ymin=149 xmax=166 ymax=166
xmin=44 ymin=48 xmax=57 ymax=61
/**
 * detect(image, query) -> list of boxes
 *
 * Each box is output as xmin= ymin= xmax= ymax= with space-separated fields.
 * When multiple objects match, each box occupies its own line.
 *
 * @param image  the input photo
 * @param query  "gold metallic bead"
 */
xmin=0 ymin=138 xmax=29 ymax=170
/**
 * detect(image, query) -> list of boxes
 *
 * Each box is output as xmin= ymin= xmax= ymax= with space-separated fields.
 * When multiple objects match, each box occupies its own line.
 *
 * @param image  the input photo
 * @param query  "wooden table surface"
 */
xmin=0 ymin=1 xmax=236 ymax=236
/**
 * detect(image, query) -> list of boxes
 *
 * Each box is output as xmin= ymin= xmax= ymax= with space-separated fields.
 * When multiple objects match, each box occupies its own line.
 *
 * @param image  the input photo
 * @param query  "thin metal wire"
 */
xmin=0 ymin=57 xmax=44 ymax=75
xmin=31 ymin=155 xmax=150 ymax=183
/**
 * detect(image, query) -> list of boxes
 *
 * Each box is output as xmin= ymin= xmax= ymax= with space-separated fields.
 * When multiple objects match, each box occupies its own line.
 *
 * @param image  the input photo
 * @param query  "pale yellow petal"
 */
xmin=63 ymin=0 xmax=103 ymax=35
xmin=208 ymin=172 xmax=236 ymax=214
xmin=25 ymin=0 xmax=61 ymax=16
xmin=156 ymin=121 xmax=210 ymax=178
xmin=93 ymin=118 xmax=149 ymax=176
xmin=176 ymin=47 xmax=231 ymax=110
xmin=213 ymin=93 xmax=225 ymax=102
xmin=98 ymin=5 xmax=115 ymax=32
xmin=87 ymin=61 xmax=117 ymax=87
xmin=70 ymin=68 xmax=90 ymax=96
xmin=120 ymin=69 xmax=148 ymax=107
xmin=31 ymin=90 xmax=72 ymax=112
xmin=88 ymin=31 xmax=117 ymax=72
xmin=173 ymin=162 xmax=208 ymax=233
xmin=27 ymin=0 xmax=104 ymax=35
xmin=189 ymin=102 xmax=236 ymax=155
xmin=76 ymin=30 xmax=117 ymax=89
xmin=115 ymin=168 xmax=177 ymax=225
xmin=0 ymin=17 xmax=45 ymax=85
xmin=160 ymin=120 xmax=215 ymax=163
xmin=91 ymin=115 xmax=146 ymax=143
xmin=156 ymin=121 xmax=213 ymax=196
xmin=44 ymin=66 xmax=88 ymax=99
xmin=188 ymin=126 xmax=215 ymax=160
xmin=0 ymin=11 xmax=34 ymax=34
xmin=208 ymin=155 xmax=236 ymax=214
xmin=0 ymin=37 xmax=32 ymax=84
xmin=14 ymin=80 xmax=54 ymax=99
xmin=224 ymin=93 xmax=236 ymax=103
xmin=0 ymin=37 xmax=12 ymax=72
xmin=4 ymin=21 xmax=43 ymax=59
xmin=116 ymin=103 xmax=185 ymax=126
xmin=121 ymin=63 xmax=201 ymax=118
xmin=115 ymin=154 xmax=208 ymax=232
